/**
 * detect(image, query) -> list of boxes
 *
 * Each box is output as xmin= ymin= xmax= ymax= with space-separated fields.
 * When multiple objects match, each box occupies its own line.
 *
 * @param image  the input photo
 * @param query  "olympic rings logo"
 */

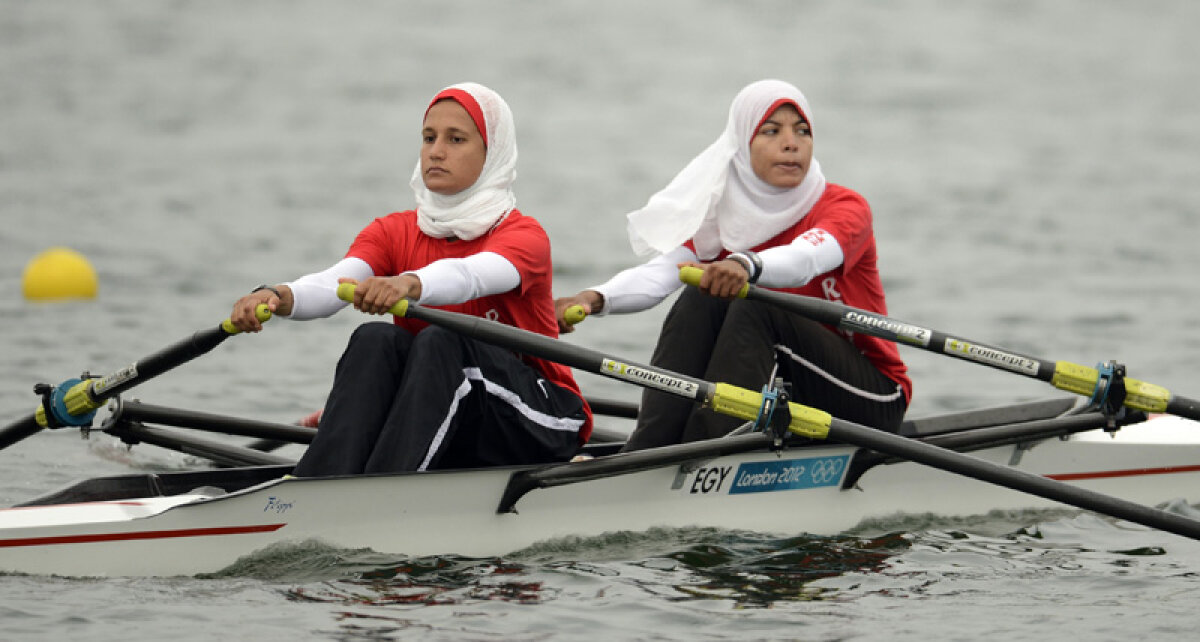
xmin=810 ymin=457 xmax=845 ymax=485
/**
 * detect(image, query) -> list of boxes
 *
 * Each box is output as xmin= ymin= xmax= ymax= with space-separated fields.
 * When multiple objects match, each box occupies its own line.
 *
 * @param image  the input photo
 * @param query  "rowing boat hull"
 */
xmin=1 ymin=415 xmax=1198 ymax=577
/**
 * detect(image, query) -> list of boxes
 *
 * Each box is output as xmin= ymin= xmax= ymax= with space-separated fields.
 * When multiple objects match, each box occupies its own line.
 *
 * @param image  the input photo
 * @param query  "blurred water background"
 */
xmin=3 ymin=1 xmax=1200 ymax=639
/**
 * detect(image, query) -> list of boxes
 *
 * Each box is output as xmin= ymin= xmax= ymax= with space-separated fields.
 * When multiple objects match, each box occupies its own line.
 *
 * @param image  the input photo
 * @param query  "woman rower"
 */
xmin=555 ymin=79 xmax=910 ymax=451
xmin=230 ymin=82 xmax=592 ymax=475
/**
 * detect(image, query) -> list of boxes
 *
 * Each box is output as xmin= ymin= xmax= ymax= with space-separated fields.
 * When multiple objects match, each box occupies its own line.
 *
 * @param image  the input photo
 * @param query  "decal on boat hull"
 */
xmin=728 ymin=455 xmax=849 ymax=494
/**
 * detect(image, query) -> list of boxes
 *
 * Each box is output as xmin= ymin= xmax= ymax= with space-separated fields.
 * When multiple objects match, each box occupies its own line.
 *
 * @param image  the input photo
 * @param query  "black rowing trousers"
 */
xmin=622 ymin=288 xmax=907 ymax=452
xmin=292 ymin=321 xmax=586 ymax=477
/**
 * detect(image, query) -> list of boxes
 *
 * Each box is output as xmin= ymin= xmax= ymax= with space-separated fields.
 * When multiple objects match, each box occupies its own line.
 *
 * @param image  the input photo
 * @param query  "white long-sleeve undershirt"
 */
xmin=283 ymin=257 xmax=371 ymax=320
xmin=590 ymin=246 xmax=695 ymax=315
xmin=589 ymin=229 xmax=844 ymax=315
xmin=413 ymin=252 xmax=520 ymax=305
xmin=755 ymin=229 xmax=844 ymax=289
xmin=282 ymin=253 xmax=520 ymax=320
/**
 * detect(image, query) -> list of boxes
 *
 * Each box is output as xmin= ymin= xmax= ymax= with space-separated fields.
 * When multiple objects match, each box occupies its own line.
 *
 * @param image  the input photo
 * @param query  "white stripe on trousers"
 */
xmin=417 ymin=367 xmax=585 ymax=471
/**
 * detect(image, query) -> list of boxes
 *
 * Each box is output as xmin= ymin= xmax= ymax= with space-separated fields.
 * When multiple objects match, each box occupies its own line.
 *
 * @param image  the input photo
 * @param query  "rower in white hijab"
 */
xmin=279 ymin=82 xmax=523 ymax=319
xmin=626 ymin=78 xmax=827 ymax=260
xmin=411 ymin=82 xmax=519 ymax=241
xmin=555 ymin=79 xmax=909 ymax=450
xmin=566 ymin=79 xmax=837 ymax=318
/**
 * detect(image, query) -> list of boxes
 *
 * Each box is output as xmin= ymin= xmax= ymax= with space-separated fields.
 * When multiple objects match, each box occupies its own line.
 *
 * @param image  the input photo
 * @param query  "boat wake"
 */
xmin=196 ymin=500 xmax=1200 ymax=615
xmin=198 ymin=527 xmax=913 ymax=608
xmin=848 ymin=507 xmax=1083 ymax=539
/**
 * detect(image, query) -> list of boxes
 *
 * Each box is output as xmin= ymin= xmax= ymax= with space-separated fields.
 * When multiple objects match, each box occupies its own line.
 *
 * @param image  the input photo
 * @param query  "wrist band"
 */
xmin=729 ymin=252 xmax=762 ymax=284
xmin=252 ymin=284 xmax=282 ymax=299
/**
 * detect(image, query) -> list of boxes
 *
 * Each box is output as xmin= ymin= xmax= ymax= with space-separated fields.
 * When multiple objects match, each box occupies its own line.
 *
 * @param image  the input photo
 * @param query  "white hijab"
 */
xmin=626 ymin=79 xmax=827 ymax=259
xmin=411 ymin=82 xmax=518 ymax=241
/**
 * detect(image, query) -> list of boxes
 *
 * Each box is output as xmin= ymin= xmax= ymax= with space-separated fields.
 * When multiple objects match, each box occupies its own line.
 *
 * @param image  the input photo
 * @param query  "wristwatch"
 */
xmin=252 ymin=284 xmax=282 ymax=299
xmin=727 ymin=251 xmax=762 ymax=283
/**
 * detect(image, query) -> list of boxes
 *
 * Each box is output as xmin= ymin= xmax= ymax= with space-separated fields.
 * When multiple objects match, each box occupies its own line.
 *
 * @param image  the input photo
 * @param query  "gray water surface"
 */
xmin=3 ymin=1 xmax=1200 ymax=640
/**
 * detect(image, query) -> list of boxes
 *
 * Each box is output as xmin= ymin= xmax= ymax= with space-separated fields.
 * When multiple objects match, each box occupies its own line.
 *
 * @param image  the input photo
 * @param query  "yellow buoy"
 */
xmin=22 ymin=247 xmax=99 ymax=301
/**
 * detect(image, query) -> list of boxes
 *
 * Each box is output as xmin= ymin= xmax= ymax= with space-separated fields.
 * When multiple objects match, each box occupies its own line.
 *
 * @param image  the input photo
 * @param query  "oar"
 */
xmin=841 ymin=409 xmax=1146 ymax=490
xmin=0 ymin=306 xmax=272 ymax=451
xmin=555 ymin=305 xmax=642 ymax=419
xmin=678 ymin=266 xmax=1200 ymax=422
xmin=335 ymin=283 xmax=1200 ymax=541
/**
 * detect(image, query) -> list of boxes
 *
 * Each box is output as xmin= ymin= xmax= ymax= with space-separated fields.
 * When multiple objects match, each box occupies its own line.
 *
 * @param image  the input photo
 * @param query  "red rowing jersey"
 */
xmin=346 ymin=209 xmax=593 ymax=440
xmin=692 ymin=183 xmax=912 ymax=403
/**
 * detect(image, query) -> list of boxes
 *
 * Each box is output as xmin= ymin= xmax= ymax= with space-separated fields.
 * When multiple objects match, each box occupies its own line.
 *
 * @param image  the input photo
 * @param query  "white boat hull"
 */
xmin=2 ymin=414 xmax=1199 ymax=577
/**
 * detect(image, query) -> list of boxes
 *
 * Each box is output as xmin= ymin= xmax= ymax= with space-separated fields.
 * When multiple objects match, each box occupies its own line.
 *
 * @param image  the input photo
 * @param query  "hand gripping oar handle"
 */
xmin=0 ymin=305 xmax=272 ymax=451
xmin=563 ymin=305 xmax=587 ymax=326
xmin=334 ymin=284 xmax=1200 ymax=540
xmin=334 ymin=284 xmax=834 ymax=440
xmin=678 ymin=266 xmax=1200 ymax=422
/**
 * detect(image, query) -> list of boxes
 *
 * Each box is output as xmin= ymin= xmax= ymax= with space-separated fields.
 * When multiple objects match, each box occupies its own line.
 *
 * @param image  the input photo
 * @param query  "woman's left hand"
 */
xmin=679 ymin=260 xmax=748 ymax=299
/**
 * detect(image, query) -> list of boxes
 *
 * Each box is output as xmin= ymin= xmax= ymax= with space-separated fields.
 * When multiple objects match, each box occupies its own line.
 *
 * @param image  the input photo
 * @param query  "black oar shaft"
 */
xmin=0 ymin=308 xmax=268 ymax=452
xmin=829 ymin=419 xmax=1200 ymax=540
xmin=681 ymin=267 xmax=1197 ymax=422
xmin=0 ymin=327 xmax=232 ymax=450
xmin=584 ymin=397 xmax=639 ymax=419
xmin=0 ymin=417 xmax=42 ymax=451
xmin=1168 ymin=396 xmax=1200 ymax=420
xmin=739 ymin=280 xmax=1056 ymax=381
xmin=87 ymin=325 xmax=232 ymax=400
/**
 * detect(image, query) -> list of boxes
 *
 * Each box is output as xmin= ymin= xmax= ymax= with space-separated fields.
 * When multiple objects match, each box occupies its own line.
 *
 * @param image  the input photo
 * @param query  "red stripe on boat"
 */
xmin=0 ymin=523 xmax=286 ymax=548
xmin=1047 ymin=464 xmax=1200 ymax=481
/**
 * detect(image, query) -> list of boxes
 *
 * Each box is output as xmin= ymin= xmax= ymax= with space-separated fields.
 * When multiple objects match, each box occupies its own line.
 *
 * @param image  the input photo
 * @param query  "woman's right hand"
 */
xmin=230 ymin=288 xmax=280 ymax=333
xmin=342 ymin=275 xmax=422 ymax=315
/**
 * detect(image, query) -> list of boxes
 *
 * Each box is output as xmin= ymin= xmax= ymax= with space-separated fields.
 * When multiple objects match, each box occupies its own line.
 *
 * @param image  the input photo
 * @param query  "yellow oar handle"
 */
xmin=709 ymin=382 xmax=832 ymax=439
xmin=564 ymin=304 xmax=587 ymax=326
xmin=335 ymin=283 xmax=411 ymax=317
xmin=678 ymin=266 xmax=750 ymax=298
xmin=1051 ymin=361 xmax=1171 ymax=413
xmin=220 ymin=304 xmax=273 ymax=335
